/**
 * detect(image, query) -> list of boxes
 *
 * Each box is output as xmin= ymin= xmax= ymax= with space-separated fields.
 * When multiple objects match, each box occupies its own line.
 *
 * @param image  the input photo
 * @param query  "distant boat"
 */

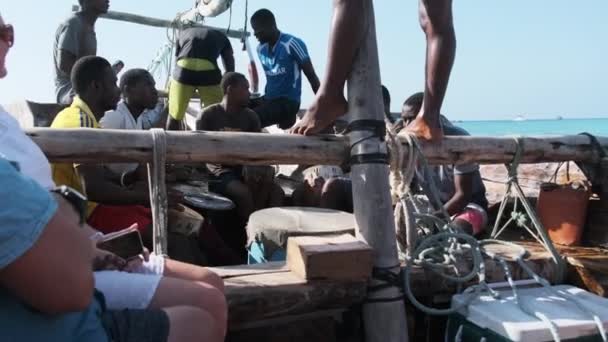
xmin=556 ymin=115 xmax=564 ymax=120
xmin=513 ymin=115 xmax=526 ymax=122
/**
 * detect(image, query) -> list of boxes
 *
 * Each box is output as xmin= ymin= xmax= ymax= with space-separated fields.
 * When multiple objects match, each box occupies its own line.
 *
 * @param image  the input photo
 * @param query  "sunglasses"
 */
xmin=0 ymin=24 xmax=14 ymax=48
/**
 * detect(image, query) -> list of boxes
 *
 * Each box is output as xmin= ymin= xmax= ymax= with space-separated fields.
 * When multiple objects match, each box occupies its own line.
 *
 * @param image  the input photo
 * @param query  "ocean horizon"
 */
xmin=454 ymin=117 xmax=608 ymax=137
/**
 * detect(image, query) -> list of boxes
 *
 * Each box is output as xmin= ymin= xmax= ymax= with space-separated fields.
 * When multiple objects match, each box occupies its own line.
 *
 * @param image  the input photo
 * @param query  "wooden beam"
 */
xmin=224 ymin=270 xmax=367 ymax=325
xmin=26 ymin=128 xmax=608 ymax=166
xmin=71 ymin=5 xmax=247 ymax=39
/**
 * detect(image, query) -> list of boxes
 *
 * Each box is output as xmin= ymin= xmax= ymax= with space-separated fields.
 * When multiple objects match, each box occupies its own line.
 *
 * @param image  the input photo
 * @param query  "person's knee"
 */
xmin=165 ymin=306 xmax=223 ymax=342
xmin=419 ymin=0 xmax=454 ymax=35
xmin=201 ymin=270 xmax=225 ymax=293
xmin=191 ymin=283 xmax=227 ymax=322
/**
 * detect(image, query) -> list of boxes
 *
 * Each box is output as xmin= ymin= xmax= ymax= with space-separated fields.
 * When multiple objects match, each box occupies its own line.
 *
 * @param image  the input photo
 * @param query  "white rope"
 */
xmin=147 ymin=129 xmax=169 ymax=255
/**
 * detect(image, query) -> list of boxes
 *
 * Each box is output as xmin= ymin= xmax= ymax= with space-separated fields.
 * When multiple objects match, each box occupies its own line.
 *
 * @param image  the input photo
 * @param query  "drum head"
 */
xmin=171 ymin=183 xmax=234 ymax=211
xmin=183 ymin=193 xmax=235 ymax=211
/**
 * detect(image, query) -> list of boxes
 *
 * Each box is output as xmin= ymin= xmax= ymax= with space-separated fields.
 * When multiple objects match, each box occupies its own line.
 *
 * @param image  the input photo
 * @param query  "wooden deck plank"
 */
xmin=224 ymin=271 xmax=367 ymax=325
xmin=209 ymin=262 xmax=289 ymax=279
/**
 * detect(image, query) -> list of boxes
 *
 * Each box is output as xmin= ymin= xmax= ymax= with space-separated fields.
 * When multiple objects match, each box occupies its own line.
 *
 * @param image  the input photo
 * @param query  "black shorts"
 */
xmin=251 ymin=97 xmax=301 ymax=129
xmin=208 ymin=170 xmax=242 ymax=195
xmin=102 ymin=309 xmax=170 ymax=342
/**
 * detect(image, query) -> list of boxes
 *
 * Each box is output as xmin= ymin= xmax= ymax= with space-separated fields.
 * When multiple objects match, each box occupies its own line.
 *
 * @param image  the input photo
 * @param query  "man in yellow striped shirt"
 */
xmin=51 ymin=56 xmax=154 ymax=236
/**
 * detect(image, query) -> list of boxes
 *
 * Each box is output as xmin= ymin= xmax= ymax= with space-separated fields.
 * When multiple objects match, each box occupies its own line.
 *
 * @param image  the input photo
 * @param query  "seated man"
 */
xmin=100 ymin=68 xmax=168 ymax=180
xmin=0 ymin=157 xmax=221 ymax=342
xmin=196 ymin=72 xmax=284 ymax=224
xmin=402 ymin=93 xmax=489 ymax=235
xmin=291 ymin=165 xmax=353 ymax=213
xmin=51 ymin=56 xmax=163 ymax=236
xmin=393 ymin=92 xmax=424 ymax=133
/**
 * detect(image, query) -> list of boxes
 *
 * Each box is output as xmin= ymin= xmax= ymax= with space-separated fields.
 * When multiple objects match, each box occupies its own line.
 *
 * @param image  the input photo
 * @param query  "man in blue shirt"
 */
xmin=250 ymin=9 xmax=320 ymax=129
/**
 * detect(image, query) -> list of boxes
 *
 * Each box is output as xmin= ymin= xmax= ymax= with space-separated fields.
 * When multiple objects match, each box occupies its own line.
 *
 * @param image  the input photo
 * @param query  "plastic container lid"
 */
xmin=452 ymin=285 xmax=608 ymax=341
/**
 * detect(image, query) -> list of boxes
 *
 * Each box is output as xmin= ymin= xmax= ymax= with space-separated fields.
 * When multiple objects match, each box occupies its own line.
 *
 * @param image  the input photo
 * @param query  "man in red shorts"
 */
xmin=51 ymin=56 xmax=180 ymax=241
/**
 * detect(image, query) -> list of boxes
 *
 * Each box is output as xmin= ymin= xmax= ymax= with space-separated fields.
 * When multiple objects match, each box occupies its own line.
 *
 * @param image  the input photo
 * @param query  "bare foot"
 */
xmin=403 ymin=116 xmax=443 ymax=142
xmin=290 ymin=93 xmax=348 ymax=135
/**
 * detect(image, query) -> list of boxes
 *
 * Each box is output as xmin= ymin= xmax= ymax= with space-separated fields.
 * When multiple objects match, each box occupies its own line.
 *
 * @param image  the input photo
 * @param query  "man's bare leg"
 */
xmin=224 ymin=180 xmax=255 ymax=223
xmin=405 ymin=0 xmax=455 ymax=141
xmin=150 ymin=278 xmax=227 ymax=338
xmin=164 ymin=306 xmax=224 ymax=342
xmin=291 ymin=0 xmax=366 ymax=135
xmin=163 ymin=259 xmax=225 ymax=292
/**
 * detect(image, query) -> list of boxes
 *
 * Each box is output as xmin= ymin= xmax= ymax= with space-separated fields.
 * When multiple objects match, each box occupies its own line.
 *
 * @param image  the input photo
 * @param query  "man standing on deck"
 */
xmin=53 ymin=0 xmax=111 ymax=104
xmin=166 ymin=27 xmax=235 ymax=131
xmin=291 ymin=0 xmax=455 ymax=142
xmin=250 ymin=9 xmax=320 ymax=129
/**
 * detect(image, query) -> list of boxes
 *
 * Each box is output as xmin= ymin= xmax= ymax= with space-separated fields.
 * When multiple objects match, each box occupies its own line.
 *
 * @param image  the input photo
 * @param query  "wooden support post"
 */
xmin=71 ymin=5 xmax=247 ymax=39
xmin=347 ymin=2 xmax=409 ymax=341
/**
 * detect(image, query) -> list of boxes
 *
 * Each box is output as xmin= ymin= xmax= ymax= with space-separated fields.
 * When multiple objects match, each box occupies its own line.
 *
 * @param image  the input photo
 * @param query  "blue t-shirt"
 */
xmin=257 ymin=32 xmax=310 ymax=102
xmin=0 ymin=158 xmax=108 ymax=342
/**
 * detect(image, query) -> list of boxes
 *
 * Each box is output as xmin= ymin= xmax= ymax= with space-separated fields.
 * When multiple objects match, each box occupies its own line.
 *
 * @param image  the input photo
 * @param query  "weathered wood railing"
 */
xmin=26 ymin=128 xmax=608 ymax=166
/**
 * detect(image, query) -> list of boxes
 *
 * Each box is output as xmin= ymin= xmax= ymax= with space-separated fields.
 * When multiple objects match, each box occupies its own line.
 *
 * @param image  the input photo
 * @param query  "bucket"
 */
xmin=168 ymin=204 xmax=204 ymax=236
xmin=537 ymin=181 xmax=591 ymax=246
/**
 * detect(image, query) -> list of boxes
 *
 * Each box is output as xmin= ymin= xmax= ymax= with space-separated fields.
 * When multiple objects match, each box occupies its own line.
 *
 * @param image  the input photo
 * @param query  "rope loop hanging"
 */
xmin=147 ymin=129 xmax=169 ymax=256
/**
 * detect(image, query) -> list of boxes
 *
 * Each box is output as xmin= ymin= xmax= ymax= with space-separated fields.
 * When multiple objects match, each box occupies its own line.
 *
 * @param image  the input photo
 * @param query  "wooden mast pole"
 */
xmin=347 ymin=1 xmax=408 ymax=341
xmin=70 ymin=5 xmax=248 ymax=39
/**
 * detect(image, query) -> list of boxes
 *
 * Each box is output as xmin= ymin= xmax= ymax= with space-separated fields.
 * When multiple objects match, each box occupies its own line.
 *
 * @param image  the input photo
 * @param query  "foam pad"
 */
xmin=247 ymin=207 xmax=356 ymax=259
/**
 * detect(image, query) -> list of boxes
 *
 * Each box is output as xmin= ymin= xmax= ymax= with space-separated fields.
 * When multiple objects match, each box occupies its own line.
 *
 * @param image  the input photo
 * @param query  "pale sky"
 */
xmin=0 ymin=1 xmax=606 ymax=120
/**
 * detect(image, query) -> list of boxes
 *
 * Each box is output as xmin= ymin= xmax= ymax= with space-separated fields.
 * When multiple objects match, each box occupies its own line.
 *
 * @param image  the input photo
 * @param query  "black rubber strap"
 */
xmin=350 ymin=153 xmax=389 ymax=165
xmin=345 ymin=119 xmax=386 ymax=141
xmin=365 ymin=266 xmax=405 ymax=303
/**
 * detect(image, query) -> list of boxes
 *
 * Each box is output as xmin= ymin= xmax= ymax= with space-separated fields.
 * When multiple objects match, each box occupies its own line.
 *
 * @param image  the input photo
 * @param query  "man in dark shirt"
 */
xmin=196 ymin=72 xmax=283 ymax=223
xmin=53 ymin=0 xmax=108 ymax=104
xmin=168 ymin=27 xmax=235 ymax=130
xmin=400 ymin=92 xmax=489 ymax=235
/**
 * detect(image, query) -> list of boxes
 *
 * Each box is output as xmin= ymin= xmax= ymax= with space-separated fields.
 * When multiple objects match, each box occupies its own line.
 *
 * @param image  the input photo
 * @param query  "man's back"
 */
xmin=53 ymin=13 xmax=97 ymax=103
xmin=176 ymin=27 xmax=229 ymax=64
xmin=257 ymin=33 xmax=310 ymax=103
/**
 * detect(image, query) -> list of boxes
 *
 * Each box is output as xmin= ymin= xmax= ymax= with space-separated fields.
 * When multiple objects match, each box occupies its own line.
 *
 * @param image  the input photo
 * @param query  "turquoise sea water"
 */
xmin=457 ymin=118 xmax=608 ymax=137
